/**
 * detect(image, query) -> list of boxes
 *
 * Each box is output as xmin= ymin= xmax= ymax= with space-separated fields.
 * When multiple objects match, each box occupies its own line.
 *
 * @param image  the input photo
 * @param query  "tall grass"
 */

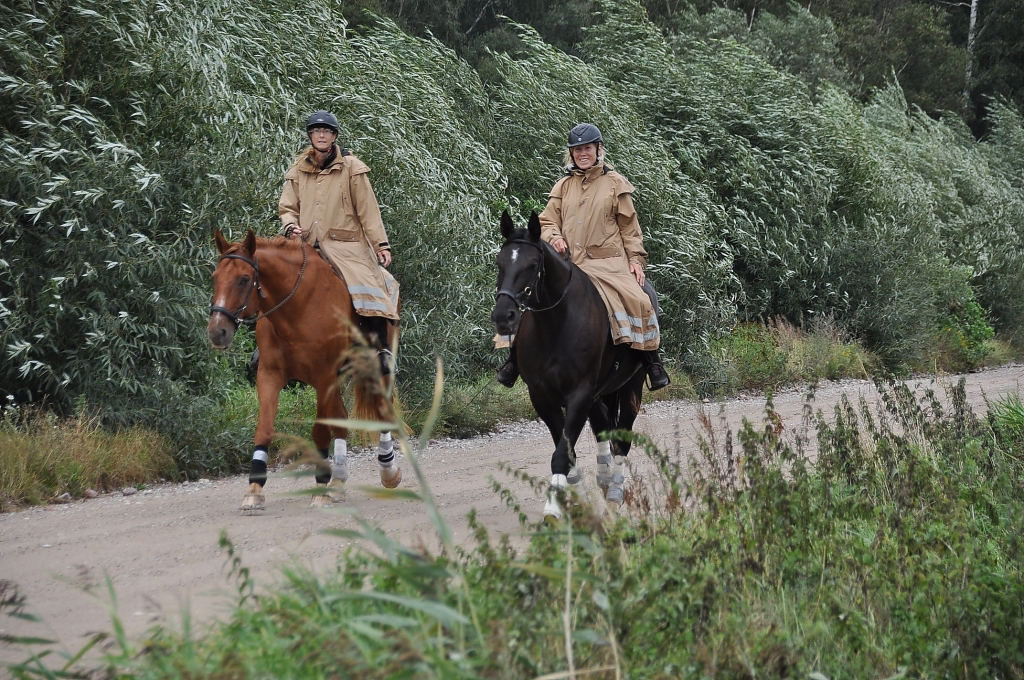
xmin=0 ymin=408 xmax=176 ymax=509
xmin=6 ymin=373 xmax=1024 ymax=678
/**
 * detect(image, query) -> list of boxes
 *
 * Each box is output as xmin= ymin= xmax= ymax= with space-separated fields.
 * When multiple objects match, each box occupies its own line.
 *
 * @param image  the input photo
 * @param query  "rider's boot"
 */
xmin=246 ymin=348 xmax=260 ymax=385
xmin=496 ymin=348 xmax=519 ymax=388
xmin=643 ymin=350 xmax=671 ymax=391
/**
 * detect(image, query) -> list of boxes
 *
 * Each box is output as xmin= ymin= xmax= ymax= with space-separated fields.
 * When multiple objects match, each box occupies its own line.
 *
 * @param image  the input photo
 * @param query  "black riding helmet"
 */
xmin=567 ymin=122 xmax=602 ymax=148
xmin=306 ymin=110 xmax=339 ymax=134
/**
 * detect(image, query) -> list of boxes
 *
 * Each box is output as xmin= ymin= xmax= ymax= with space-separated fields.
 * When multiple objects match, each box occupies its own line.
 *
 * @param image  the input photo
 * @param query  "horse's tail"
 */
xmin=353 ymin=375 xmax=394 ymax=424
xmin=346 ymin=315 xmax=401 ymax=428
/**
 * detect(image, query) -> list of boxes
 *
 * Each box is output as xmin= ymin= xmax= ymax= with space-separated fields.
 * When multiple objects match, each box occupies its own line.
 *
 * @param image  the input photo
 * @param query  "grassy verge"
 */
xmin=5 ymin=376 xmax=1023 ymax=678
xmin=0 ymin=409 xmax=177 ymax=510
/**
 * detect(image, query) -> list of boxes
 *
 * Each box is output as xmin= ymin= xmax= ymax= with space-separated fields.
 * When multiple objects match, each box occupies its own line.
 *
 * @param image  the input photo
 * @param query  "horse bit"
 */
xmin=209 ymin=243 xmax=308 ymax=328
xmin=495 ymin=239 xmax=573 ymax=314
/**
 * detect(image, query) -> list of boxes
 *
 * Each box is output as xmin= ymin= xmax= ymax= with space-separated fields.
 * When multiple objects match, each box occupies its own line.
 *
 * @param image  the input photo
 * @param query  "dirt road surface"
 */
xmin=3 ymin=366 xmax=1023 ymax=662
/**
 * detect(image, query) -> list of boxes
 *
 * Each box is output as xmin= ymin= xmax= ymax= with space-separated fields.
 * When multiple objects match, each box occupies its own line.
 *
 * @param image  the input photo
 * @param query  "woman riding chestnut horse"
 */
xmin=208 ymin=110 xmax=402 ymax=511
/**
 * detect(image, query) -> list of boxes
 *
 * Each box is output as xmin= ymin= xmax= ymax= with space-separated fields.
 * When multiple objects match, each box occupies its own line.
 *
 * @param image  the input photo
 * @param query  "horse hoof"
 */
xmin=543 ymin=499 xmax=563 ymax=522
xmin=241 ymin=483 xmax=265 ymax=512
xmin=326 ymin=478 xmax=346 ymax=502
xmin=566 ymin=466 xmax=582 ymax=486
xmin=380 ymin=466 xmax=402 ymax=489
xmin=310 ymin=483 xmax=333 ymax=508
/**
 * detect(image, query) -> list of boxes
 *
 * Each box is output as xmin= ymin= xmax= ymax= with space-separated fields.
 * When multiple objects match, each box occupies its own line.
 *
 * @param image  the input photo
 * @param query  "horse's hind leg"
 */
xmin=312 ymin=382 xmax=348 ymax=506
xmin=604 ymin=373 xmax=646 ymax=506
xmin=588 ymin=396 xmax=616 ymax=495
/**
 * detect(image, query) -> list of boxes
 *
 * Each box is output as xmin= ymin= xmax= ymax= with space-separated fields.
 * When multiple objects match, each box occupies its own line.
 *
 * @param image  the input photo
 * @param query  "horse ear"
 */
xmin=243 ymin=229 xmax=257 ymax=256
xmin=214 ymin=229 xmax=230 ymax=255
xmin=500 ymin=209 xmax=515 ymax=240
xmin=528 ymin=211 xmax=541 ymax=240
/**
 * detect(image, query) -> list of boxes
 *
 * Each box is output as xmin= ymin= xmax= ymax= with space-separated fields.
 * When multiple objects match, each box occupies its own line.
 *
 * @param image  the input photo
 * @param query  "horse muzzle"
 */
xmin=490 ymin=298 xmax=522 ymax=336
xmin=207 ymin=313 xmax=237 ymax=349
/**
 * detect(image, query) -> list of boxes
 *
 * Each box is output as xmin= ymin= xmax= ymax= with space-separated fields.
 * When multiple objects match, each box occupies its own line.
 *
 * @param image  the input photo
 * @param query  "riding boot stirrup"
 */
xmin=496 ymin=352 xmax=519 ymax=388
xmin=644 ymin=350 xmax=671 ymax=391
xmin=378 ymin=348 xmax=394 ymax=376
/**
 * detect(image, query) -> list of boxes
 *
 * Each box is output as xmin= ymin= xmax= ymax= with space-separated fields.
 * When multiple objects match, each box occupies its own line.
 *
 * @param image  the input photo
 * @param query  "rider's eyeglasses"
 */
xmin=309 ymin=126 xmax=335 ymax=135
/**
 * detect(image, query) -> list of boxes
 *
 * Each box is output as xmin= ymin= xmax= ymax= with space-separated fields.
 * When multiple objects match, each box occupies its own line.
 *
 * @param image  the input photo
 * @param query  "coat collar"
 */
xmin=297 ymin=145 xmax=346 ymax=173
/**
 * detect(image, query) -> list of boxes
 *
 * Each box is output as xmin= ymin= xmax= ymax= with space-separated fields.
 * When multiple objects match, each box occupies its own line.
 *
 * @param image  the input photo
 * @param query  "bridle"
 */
xmin=209 ymin=243 xmax=308 ymax=328
xmin=495 ymin=239 xmax=573 ymax=313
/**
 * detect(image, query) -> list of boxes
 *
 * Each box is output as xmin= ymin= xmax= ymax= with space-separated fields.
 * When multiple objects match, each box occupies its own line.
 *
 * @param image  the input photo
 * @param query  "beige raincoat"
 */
xmin=538 ymin=165 xmax=659 ymax=350
xmin=279 ymin=147 xmax=400 ymax=320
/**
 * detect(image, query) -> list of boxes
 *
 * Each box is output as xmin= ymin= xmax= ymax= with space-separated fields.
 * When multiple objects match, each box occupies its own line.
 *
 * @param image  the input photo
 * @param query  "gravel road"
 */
xmin=2 ymin=365 xmax=1023 ymax=661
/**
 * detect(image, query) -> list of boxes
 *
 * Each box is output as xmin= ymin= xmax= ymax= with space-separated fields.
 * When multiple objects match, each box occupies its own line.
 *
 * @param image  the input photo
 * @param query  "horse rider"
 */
xmin=279 ymin=110 xmax=400 ymax=374
xmin=496 ymin=122 xmax=670 ymax=391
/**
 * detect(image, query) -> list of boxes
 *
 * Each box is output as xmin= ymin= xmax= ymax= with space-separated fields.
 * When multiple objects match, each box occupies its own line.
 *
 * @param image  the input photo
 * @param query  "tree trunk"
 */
xmin=963 ymin=0 xmax=979 ymax=111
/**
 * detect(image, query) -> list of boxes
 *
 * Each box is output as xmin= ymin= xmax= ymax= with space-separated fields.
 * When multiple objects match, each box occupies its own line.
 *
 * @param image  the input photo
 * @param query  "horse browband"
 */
xmin=209 ymin=244 xmax=308 ymax=327
xmin=495 ymin=238 xmax=573 ymax=313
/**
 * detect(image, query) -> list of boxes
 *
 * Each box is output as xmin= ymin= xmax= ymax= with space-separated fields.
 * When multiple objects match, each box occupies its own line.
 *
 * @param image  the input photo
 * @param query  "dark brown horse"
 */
xmin=490 ymin=211 xmax=646 ymax=519
xmin=208 ymin=229 xmax=400 ymax=511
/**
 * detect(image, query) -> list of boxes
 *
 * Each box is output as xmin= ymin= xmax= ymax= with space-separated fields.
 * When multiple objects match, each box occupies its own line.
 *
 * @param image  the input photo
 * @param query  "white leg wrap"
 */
xmin=378 ymin=431 xmax=395 ymax=468
xmin=331 ymin=438 xmax=348 ymax=483
xmin=606 ymin=455 xmax=627 ymax=504
xmin=377 ymin=433 xmax=401 ymax=488
xmin=596 ymin=441 xmax=612 ymax=490
xmin=253 ymin=449 xmax=269 ymax=463
xmin=543 ymin=474 xmax=568 ymax=520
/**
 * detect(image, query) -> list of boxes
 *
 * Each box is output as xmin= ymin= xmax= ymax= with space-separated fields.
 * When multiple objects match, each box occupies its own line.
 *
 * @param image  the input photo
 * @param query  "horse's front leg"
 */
xmin=242 ymin=361 xmax=287 ymax=512
xmin=544 ymin=388 xmax=594 ymax=521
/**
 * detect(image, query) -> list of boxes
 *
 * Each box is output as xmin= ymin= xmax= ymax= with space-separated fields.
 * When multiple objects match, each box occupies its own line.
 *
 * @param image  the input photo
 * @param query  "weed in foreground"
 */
xmin=5 ymin=378 xmax=1024 ymax=678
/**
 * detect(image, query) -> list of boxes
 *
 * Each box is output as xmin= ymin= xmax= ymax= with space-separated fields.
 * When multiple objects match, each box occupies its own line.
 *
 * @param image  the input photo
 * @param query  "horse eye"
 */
xmin=240 ymin=276 xmax=250 ymax=286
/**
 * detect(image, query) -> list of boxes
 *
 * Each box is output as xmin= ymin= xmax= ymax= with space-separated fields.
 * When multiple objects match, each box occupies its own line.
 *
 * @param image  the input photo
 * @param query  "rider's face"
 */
xmin=571 ymin=143 xmax=599 ymax=170
xmin=308 ymin=126 xmax=338 ymax=153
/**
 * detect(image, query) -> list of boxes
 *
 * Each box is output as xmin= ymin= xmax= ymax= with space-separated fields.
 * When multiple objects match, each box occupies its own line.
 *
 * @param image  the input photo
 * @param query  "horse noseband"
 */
xmin=494 ymin=239 xmax=573 ymax=314
xmin=496 ymin=269 xmax=542 ymax=312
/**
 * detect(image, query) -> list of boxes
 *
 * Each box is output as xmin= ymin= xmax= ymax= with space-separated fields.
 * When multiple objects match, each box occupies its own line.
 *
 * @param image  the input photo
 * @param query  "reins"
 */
xmin=210 ymin=242 xmax=308 ymax=327
xmin=495 ymin=239 xmax=573 ymax=313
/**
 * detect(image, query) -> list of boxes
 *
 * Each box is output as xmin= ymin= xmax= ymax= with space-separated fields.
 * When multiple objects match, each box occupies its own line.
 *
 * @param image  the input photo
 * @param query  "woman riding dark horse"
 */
xmin=491 ymin=123 xmax=669 ymax=519
xmin=491 ymin=210 xmax=649 ymax=520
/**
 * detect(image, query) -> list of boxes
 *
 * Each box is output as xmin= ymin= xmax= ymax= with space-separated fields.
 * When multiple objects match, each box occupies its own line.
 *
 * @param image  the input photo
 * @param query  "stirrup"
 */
xmin=496 ymin=358 xmax=518 ymax=388
xmin=378 ymin=348 xmax=394 ymax=376
xmin=646 ymin=363 xmax=671 ymax=391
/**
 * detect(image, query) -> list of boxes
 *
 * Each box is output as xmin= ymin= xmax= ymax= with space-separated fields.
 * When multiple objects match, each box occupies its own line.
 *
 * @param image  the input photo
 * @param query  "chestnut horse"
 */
xmin=208 ymin=229 xmax=401 ymax=511
xmin=490 ymin=211 xmax=646 ymax=520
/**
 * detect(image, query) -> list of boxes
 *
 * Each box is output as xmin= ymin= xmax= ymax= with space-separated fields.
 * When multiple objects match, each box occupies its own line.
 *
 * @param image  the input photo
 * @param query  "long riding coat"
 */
xmin=538 ymin=165 xmax=660 ymax=351
xmin=279 ymin=147 xmax=400 ymax=320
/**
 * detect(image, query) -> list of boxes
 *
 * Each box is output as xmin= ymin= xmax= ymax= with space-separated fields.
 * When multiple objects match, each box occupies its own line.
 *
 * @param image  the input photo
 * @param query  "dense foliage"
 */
xmin=2 ymin=0 xmax=1023 ymax=457
xmin=8 ymin=379 xmax=1023 ymax=677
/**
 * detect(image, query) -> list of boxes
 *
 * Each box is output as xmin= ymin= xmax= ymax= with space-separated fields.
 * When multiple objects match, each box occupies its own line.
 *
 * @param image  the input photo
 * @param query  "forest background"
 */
xmin=2 ymin=0 xmax=1024 ymax=476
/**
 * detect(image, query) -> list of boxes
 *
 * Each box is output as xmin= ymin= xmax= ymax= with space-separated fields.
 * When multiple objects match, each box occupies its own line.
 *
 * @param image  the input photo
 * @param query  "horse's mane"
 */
xmin=257 ymin=235 xmax=297 ymax=248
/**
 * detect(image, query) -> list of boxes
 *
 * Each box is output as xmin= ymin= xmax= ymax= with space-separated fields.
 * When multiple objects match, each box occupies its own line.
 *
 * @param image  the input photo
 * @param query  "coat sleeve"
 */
xmin=278 ymin=167 xmax=301 ymax=232
xmin=616 ymin=192 xmax=648 ymax=268
xmin=349 ymin=165 xmax=390 ymax=251
xmin=538 ymin=178 xmax=567 ymax=243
